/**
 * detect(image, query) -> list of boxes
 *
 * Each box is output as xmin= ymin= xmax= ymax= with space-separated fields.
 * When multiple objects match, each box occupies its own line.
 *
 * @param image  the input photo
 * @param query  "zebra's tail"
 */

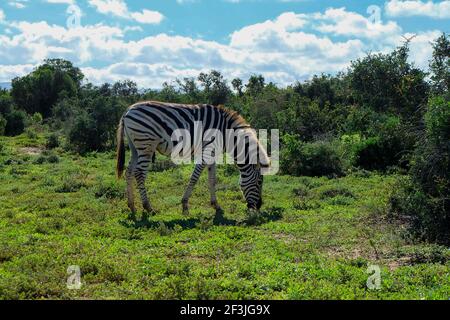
xmin=116 ymin=117 xmax=126 ymax=179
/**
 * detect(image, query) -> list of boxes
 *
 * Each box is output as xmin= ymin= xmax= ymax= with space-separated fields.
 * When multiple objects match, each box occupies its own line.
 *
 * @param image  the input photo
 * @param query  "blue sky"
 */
xmin=0 ymin=0 xmax=448 ymax=88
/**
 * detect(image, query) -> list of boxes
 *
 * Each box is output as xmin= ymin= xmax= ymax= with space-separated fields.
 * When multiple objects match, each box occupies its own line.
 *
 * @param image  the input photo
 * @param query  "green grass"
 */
xmin=0 ymin=133 xmax=449 ymax=300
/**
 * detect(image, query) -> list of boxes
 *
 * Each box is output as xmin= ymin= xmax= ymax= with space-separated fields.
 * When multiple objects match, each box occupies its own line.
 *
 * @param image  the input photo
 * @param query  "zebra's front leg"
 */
xmin=135 ymin=154 xmax=156 ymax=215
xmin=207 ymin=164 xmax=222 ymax=211
xmin=181 ymin=164 xmax=205 ymax=215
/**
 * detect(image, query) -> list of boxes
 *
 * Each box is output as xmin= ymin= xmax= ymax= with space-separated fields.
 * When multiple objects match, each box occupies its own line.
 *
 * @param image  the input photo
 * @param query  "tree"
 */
xmin=198 ymin=70 xmax=231 ymax=105
xmin=43 ymin=59 xmax=84 ymax=87
xmin=112 ymin=80 xmax=139 ymax=98
xmin=176 ymin=77 xmax=201 ymax=103
xmin=245 ymin=75 xmax=265 ymax=97
xmin=429 ymin=33 xmax=450 ymax=95
xmin=348 ymin=42 xmax=429 ymax=118
xmin=11 ymin=59 xmax=82 ymax=118
xmin=231 ymin=78 xmax=243 ymax=96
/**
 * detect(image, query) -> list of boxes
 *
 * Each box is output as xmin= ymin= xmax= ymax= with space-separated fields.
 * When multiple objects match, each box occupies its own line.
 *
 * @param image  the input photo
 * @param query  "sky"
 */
xmin=0 ymin=0 xmax=448 ymax=88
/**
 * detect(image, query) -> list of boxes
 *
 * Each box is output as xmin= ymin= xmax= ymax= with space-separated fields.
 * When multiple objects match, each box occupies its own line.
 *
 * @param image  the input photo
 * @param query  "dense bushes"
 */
xmin=280 ymin=134 xmax=343 ymax=177
xmin=3 ymin=109 xmax=27 ymax=137
xmin=67 ymin=95 xmax=127 ymax=153
xmin=388 ymin=35 xmax=449 ymax=242
xmin=390 ymin=96 xmax=450 ymax=242
xmin=0 ymin=90 xmax=26 ymax=136
xmin=353 ymin=116 xmax=416 ymax=171
xmin=0 ymin=115 xmax=6 ymax=136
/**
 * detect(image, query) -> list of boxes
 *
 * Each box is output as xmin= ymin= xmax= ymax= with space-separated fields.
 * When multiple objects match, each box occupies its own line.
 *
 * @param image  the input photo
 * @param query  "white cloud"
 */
xmin=385 ymin=0 xmax=450 ymax=19
xmin=312 ymin=7 xmax=402 ymax=39
xmin=88 ymin=0 xmax=128 ymax=18
xmin=88 ymin=0 xmax=164 ymax=24
xmin=0 ymin=21 xmax=127 ymax=65
xmin=9 ymin=1 xmax=27 ymax=9
xmin=0 ymin=64 xmax=34 ymax=82
xmin=130 ymin=9 xmax=164 ymax=24
xmin=0 ymin=9 xmax=5 ymax=21
xmin=0 ymin=7 xmax=444 ymax=88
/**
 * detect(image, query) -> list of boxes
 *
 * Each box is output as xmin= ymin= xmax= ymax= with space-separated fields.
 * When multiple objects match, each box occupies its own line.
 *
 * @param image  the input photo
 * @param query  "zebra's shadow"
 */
xmin=120 ymin=207 xmax=284 ymax=231
xmin=120 ymin=209 xmax=237 ymax=231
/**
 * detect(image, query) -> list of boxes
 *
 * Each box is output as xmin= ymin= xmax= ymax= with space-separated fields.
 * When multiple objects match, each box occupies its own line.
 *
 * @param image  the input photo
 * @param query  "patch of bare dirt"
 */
xmin=18 ymin=147 xmax=43 ymax=155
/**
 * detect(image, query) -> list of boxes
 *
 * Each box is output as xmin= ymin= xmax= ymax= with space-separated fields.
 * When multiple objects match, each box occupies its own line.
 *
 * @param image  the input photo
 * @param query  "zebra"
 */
xmin=116 ymin=101 xmax=270 ymax=215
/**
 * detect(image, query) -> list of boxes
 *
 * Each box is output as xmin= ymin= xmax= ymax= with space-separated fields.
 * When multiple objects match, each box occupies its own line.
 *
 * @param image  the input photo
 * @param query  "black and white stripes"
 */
xmin=116 ymin=101 xmax=269 ymax=214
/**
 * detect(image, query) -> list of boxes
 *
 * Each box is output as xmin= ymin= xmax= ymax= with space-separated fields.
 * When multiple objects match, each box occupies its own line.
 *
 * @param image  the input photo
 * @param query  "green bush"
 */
xmin=31 ymin=113 xmax=43 ymax=125
xmin=47 ymin=154 xmax=60 ymax=163
xmin=389 ymin=177 xmax=448 ymax=242
xmin=33 ymin=153 xmax=60 ymax=165
xmin=25 ymin=127 xmax=38 ymax=139
xmin=280 ymin=134 xmax=343 ymax=177
xmin=46 ymin=133 xmax=60 ymax=149
xmin=0 ymin=114 xmax=6 ymax=136
xmin=390 ymin=96 xmax=450 ymax=242
xmin=353 ymin=116 xmax=415 ymax=171
xmin=94 ymin=179 xmax=123 ymax=199
xmin=67 ymin=96 xmax=126 ymax=153
xmin=4 ymin=109 xmax=26 ymax=136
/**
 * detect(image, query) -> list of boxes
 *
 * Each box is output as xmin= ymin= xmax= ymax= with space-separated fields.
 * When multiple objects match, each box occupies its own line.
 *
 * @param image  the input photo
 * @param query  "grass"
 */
xmin=0 ymin=133 xmax=449 ymax=300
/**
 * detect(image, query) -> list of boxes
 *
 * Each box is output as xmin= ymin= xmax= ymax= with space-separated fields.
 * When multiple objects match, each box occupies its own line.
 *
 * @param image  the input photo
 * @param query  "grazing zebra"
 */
xmin=116 ymin=101 xmax=270 ymax=215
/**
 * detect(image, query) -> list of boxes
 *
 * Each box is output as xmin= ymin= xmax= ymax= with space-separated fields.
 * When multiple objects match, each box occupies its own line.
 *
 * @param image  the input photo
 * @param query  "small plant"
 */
xmin=31 ymin=112 xmax=43 ymax=125
xmin=94 ymin=180 xmax=123 ymax=199
xmin=32 ymin=153 xmax=59 ymax=164
xmin=319 ymin=186 xmax=354 ymax=199
xmin=25 ymin=127 xmax=38 ymax=140
xmin=33 ymin=155 xmax=46 ymax=165
xmin=46 ymin=133 xmax=60 ymax=149
xmin=292 ymin=185 xmax=309 ymax=197
xmin=156 ymin=221 xmax=173 ymax=236
xmin=55 ymin=174 xmax=86 ymax=193
xmin=47 ymin=154 xmax=60 ymax=163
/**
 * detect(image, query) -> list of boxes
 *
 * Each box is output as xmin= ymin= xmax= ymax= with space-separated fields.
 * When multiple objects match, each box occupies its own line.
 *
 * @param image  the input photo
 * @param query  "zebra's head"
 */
xmin=238 ymin=164 xmax=264 ymax=210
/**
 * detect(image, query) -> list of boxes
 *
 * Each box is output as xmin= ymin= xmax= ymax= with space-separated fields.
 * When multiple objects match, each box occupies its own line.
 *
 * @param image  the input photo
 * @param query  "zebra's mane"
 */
xmin=216 ymin=104 xmax=249 ymax=128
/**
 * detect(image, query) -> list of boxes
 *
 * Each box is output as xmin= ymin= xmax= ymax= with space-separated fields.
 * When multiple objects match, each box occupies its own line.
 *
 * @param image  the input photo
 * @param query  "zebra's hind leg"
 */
xmin=135 ymin=152 xmax=157 ymax=215
xmin=126 ymin=164 xmax=137 ymax=216
xmin=125 ymin=141 xmax=138 ymax=216
xmin=207 ymin=164 xmax=222 ymax=211
xmin=181 ymin=164 xmax=206 ymax=215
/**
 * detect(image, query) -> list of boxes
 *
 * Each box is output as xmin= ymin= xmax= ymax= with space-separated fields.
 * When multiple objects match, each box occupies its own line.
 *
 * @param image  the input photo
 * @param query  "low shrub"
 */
xmin=25 ymin=127 xmax=38 ymax=140
xmin=389 ymin=96 xmax=450 ymax=243
xmin=353 ymin=116 xmax=415 ymax=171
xmin=46 ymin=133 xmax=60 ymax=149
xmin=94 ymin=179 xmax=123 ymax=199
xmin=280 ymin=134 xmax=343 ymax=177
xmin=4 ymin=109 xmax=26 ymax=136
xmin=0 ymin=115 xmax=6 ymax=136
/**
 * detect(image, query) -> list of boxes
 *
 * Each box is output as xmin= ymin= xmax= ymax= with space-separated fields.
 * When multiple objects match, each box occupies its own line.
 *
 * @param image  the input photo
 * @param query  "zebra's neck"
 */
xmin=217 ymin=108 xmax=258 ymax=167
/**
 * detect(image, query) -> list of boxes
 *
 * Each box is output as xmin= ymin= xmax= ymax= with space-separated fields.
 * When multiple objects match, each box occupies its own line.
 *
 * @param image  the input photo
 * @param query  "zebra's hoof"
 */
xmin=211 ymin=201 xmax=222 ymax=211
xmin=143 ymin=203 xmax=157 ymax=216
xmin=129 ymin=205 xmax=137 ymax=216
